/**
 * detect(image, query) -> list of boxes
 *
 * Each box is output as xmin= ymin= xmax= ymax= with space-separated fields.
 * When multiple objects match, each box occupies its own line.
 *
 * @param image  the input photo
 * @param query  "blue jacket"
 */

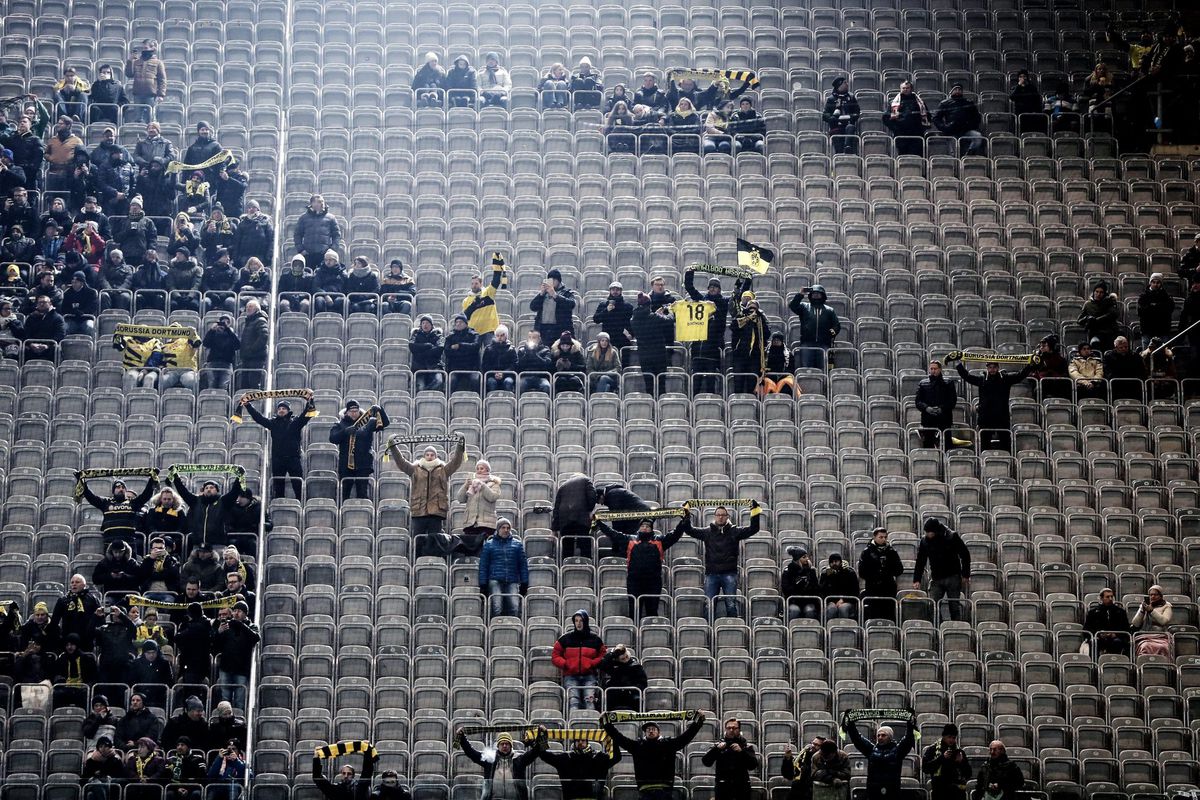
xmin=479 ymin=534 xmax=529 ymax=587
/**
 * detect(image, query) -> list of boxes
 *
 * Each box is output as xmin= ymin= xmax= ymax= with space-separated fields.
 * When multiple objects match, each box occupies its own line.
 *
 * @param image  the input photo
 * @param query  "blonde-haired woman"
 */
xmin=166 ymin=212 xmax=199 ymax=259
xmin=454 ymin=458 xmax=501 ymax=558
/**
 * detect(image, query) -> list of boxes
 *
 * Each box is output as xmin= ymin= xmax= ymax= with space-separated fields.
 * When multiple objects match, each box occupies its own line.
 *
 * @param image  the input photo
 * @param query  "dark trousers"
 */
xmin=271 ymin=455 xmax=303 ymax=500
xmin=340 ymin=476 xmax=371 ymax=500
xmin=630 ymin=593 xmax=661 ymax=619
xmin=561 ymin=524 xmax=593 ymax=559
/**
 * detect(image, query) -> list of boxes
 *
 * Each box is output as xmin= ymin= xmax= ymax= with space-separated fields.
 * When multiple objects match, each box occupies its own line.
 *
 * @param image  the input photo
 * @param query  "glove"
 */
xmin=926 ymin=406 xmax=941 ymax=416
xmin=750 ymin=500 xmax=761 ymax=517
xmin=73 ymin=470 xmax=82 ymax=480
xmin=944 ymin=350 xmax=962 ymax=363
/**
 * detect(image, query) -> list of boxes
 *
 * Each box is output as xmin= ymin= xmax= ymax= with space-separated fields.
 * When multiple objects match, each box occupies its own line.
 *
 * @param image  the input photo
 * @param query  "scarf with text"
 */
xmin=692 ymin=262 xmax=754 ymax=280
xmin=668 ymin=68 xmax=760 ymax=89
xmin=944 ymin=350 xmax=1040 ymax=365
xmin=601 ymin=710 xmax=698 ymax=725
xmin=74 ymin=468 xmax=158 ymax=503
xmin=455 ymin=726 xmax=613 ymax=756
xmin=230 ymin=389 xmax=314 ymax=422
xmin=840 ymin=708 xmax=920 ymax=741
xmin=166 ymin=464 xmax=247 ymax=491
xmin=382 ymin=433 xmax=465 ymax=462
xmin=125 ymin=593 xmax=239 ymax=611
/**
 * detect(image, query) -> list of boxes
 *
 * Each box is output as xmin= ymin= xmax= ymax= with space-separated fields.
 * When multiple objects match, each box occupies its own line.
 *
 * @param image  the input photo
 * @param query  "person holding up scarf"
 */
xmin=841 ymin=710 xmax=916 ymax=799
xmin=329 ymin=401 xmax=390 ymax=501
xmin=241 ymin=389 xmax=317 ymax=500
xmin=386 ymin=437 xmax=466 ymax=557
xmin=601 ymin=711 xmax=706 ymax=799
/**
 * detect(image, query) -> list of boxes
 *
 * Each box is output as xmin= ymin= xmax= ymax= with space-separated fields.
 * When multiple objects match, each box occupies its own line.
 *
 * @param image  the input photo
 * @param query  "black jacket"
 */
xmin=173 ymin=617 xmax=214 ymax=675
xmin=818 ymin=565 xmax=859 ymax=600
xmin=515 ymin=342 xmax=553 ymax=374
xmin=701 ymin=736 xmax=759 ymax=799
xmin=596 ymin=485 xmax=651 ymax=552
xmin=127 ymin=652 xmax=174 ymax=687
xmin=278 ymin=268 xmax=316 ymax=296
xmin=858 ymin=543 xmax=904 ymax=597
xmin=630 ymin=305 xmax=674 ymax=371
xmin=788 ymin=295 xmax=841 ymax=347
xmin=172 ymin=475 xmax=243 ymax=547
xmin=14 ymin=307 xmax=66 ymax=344
xmin=51 ymin=589 xmax=101 ymax=647
xmin=915 ymin=373 xmax=957 ymax=430
xmin=81 ymin=479 xmax=157 ymax=542
xmin=409 ymin=327 xmax=442 ymax=371
xmin=230 ymin=212 xmax=273 ymax=267
xmin=537 ymin=747 xmax=621 ymax=800
xmin=113 ymin=213 xmax=157 ymax=263
xmin=61 ymin=284 xmax=99 ymax=318
xmin=634 ymin=84 xmax=670 ymax=111
xmin=914 ymin=525 xmax=971 ymax=582
xmin=683 ymin=270 xmax=730 ymax=359
xmin=822 ymin=90 xmax=861 ymax=128
xmin=83 ymin=752 xmax=127 ymax=783
xmin=212 ymin=617 xmax=260 ymax=676
xmin=312 ymin=754 xmax=373 ymax=800
xmin=597 ymin=521 xmax=683 ymax=596
xmin=92 ymin=549 xmax=142 ymax=592
xmin=200 ymin=261 xmax=238 ymax=292
xmin=443 ymin=328 xmax=480 ymax=372
xmin=328 ymin=407 xmax=390 ymax=477
xmin=675 ymin=510 xmax=760 ymax=575
xmin=552 ymin=475 xmax=600 ymax=535
xmin=955 ymin=361 xmax=1032 ymax=428
xmin=202 ymin=324 xmax=240 ymax=365
xmin=602 ymin=716 xmax=704 ymax=789
xmin=846 ymin=718 xmax=915 ymax=796
xmin=293 ymin=208 xmax=342 ymax=256
xmin=480 ymin=340 xmax=517 ymax=372
xmin=213 ymin=171 xmax=247 ymax=218
xmin=530 ymin=286 xmax=578 ymax=338
xmin=344 ymin=269 xmax=380 ymax=297
xmin=1103 ymin=348 xmax=1146 ymax=380
xmin=246 ymin=400 xmax=316 ymax=463
xmin=138 ymin=552 xmax=182 ymax=594
xmin=596 ymin=651 xmax=648 ymax=711
xmin=934 ymin=97 xmax=982 ymax=136
xmin=781 ymin=562 xmax=819 ymax=600
xmin=592 ymin=294 xmax=635 ymax=347
xmin=94 ymin=612 xmax=135 ymax=669
xmin=239 ymin=309 xmax=269 ymax=364
xmin=971 ymin=755 xmax=1023 ymax=800
xmin=1138 ymin=287 xmax=1175 ymax=338
xmin=1083 ymin=602 xmax=1131 ymax=635
xmin=115 ymin=707 xmax=162 ymax=745
xmin=922 ymin=742 xmax=972 ymax=796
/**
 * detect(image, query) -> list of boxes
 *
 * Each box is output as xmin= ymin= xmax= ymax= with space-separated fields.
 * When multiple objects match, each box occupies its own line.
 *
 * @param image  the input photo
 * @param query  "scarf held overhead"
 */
xmin=315 ymin=741 xmax=378 ymax=760
xmin=840 ymin=708 xmax=920 ymax=741
xmin=167 ymin=463 xmax=247 ymax=490
xmin=455 ymin=726 xmax=613 ymax=756
xmin=230 ymin=389 xmax=314 ymax=422
xmin=601 ymin=710 xmax=698 ymax=725
xmin=692 ymin=263 xmax=755 ymax=280
xmin=667 ymin=68 xmax=760 ymax=88
xmin=125 ymin=593 xmax=239 ymax=611
xmin=944 ymin=350 xmax=1041 ymax=365
xmin=73 ymin=468 xmax=159 ymax=503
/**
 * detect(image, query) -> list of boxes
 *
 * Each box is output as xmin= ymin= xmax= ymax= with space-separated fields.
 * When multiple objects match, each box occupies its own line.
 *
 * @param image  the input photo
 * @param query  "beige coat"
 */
xmin=390 ymin=440 xmax=465 ymax=518
xmin=125 ymin=54 xmax=167 ymax=98
xmin=1069 ymin=355 xmax=1103 ymax=381
xmin=456 ymin=475 xmax=501 ymax=529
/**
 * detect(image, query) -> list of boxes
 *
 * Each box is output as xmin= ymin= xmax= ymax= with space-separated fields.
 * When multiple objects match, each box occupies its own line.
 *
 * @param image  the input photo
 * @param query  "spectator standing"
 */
xmin=124 ymin=39 xmax=167 ymax=122
xmin=596 ymin=517 xmax=684 ymax=619
xmin=328 ymin=401 xmax=390 ymax=500
xmin=1083 ymin=588 xmax=1131 ymax=656
xmin=481 ymin=324 xmax=517 ymax=393
xmin=4 ymin=113 xmax=45 ymax=191
xmin=682 ymin=269 xmax=730 ymax=392
xmin=780 ymin=738 xmax=824 ymax=800
xmin=789 ymin=284 xmax=840 ymax=369
xmin=88 ymin=64 xmax=128 ymax=125
xmin=293 ymin=195 xmax=342 ymax=271
xmin=812 ymin=741 xmax=852 ymax=800
xmin=818 ymin=554 xmax=859 ymax=621
xmin=456 ymin=729 xmax=541 ymax=799
xmin=858 ymin=527 xmax=904 ymax=621
xmin=600 ymin=712 xmax=706 ymax=797
xmin=230 ymin=200 xmax=272 ymax=269
xmin=212 ymin=163 xmax=247 ymax=219
xmin=200 ymin=314 xmax=239 ymax=391
xmin=921 ymin=724 xmax=971 ymax=800
xmin=461 ymin=253 xmax=506 ymax=347
xmin=237 ymin=298 xmax=268 ymax=390
xmin=842 ymin=715 xmax=915 ymax=799
xmin=386 ymin=439 xmax=466 ymax=557
xmin=1009 ymin=70 xmax=1043 ymax=133
xmin=476 ymin=52 xmax=512 ymax=109
xmin=782 ymin=546 xmax=821 ymax=621
xmin=883 ymin=80 xmax=930 ymax=155
xmin=1181 ymin=233 xmax=1200 ymax=284
xmin=915 ymin=360 xmax=958 ymax=448
xmin=630 ymin=295 xmax=674 ymax=395
xmin=675 ymin=501 xmax=762 ymax=618
xmin=173 ymin=603 xmax=212 ymax=684
xmin=1078 ymin=281 xmax=1122 ymax=350
xmin=477 ymin=519 xmax=529 ymax=618
xmin=933 ymin=84 xmax=985 ymax=156
xmin=551 ymin=474 xmax=600 ymax=559
xmin=822 ymin=77 xmax=860 ymax=154
xmin=412 ymin=52 xmax=446 ymax=108
xmin=454 ymin=458 xmax=500 ymax=558
xmin=531 ymin=269 xmax=578 ymax=342
xmin=701 ymin=718 xmax=759 ymax=800
xmin=213 ymin=601 xmax=259 ymax=708
xmin=46 ymin=115 xmax=85 ymax=191
xmin=311 ymin=748 xmax=372 ymax=800
xmin=595 ymin=484 xmax=652 ymax=558
xmin=954 ymin=357 xmax=1033 ymax=450
xmin=1068 ymin=341 xmax=1105 ymax=400
xmin=970 ymin=742 xmax=1023 ymax=800
xmin=596 ymin=643 xmax=648 ymax=711
xmin=536 ymin=734 xmax=621 ymax=800
xmin=551 ymin=610 xmax=606 ymax=712
xmin=409 ymin=315 xmax=444 ymax=391
xmin=171 ymin=475 xmax=241 ymax=550
xmin=242 ymin=390 xmax=316 ymax=500
xmin=593 ymin=280 xmax=635 ymax=351
xmin=1137 ymin=272 xmax=1174 ymax=347
xmin=913 ymin=518 xmax=971 ymax=622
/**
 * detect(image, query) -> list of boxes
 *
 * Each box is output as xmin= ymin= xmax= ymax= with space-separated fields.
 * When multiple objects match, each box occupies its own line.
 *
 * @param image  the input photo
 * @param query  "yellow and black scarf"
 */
xmin=668 ymin=68 xmax=759 ymax=88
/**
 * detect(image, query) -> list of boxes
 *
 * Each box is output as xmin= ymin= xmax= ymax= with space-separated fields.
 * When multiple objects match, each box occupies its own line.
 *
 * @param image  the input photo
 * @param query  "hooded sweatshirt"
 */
xmin=551 ymin=611 xmax=606 ymax=677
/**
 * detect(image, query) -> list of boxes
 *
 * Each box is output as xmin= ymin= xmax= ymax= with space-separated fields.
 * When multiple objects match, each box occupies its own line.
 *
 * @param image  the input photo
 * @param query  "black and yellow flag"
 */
xmin=736 ymin=238 xmax=774 ymax=274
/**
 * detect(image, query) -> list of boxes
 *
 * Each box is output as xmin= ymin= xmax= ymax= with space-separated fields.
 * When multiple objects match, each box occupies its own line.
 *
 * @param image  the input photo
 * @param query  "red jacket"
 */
xmin=551 ymin=610 xmax=606 ymax=677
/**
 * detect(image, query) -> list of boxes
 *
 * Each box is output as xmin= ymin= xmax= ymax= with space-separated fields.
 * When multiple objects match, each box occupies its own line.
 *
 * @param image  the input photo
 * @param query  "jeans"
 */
xmin=703 ymin=135 xmax=732 ymax=155
xmin=129 ymin=93 xmax=157 ymax=123
xmin=542 ymin=81 xmax=569 ymax=108
xmin=217 ymin=669 xmax=248 ymax=709
xmin=160 ymin=370 xmax=197 ymax=390
xmin=796 ymin=344 xmax=829 ymax=370
xmin=788 ymin=599 xmax=821 ymax=621
xmin=830 ymin=123 xmax=858 ymax=154
xmin=65 ymin=316 xmax=95 ymax=336
xmin=591 ymin=373 xmax=619 ymax=393
xmin=488 ymin=580 xmax=521 ymax=618
xmin=449 ymin=372 xmax=480 ymax=394
xmin=520 ymin=375 xmax=550 ymax=394
xmin=416 ymin=371 xmax=445 ymax=392
xmin=825 ymin=598 xmax=857 ymax=620
xmin=563 ymin=673 xmax=598 ymax=711
xmin=704 ymin=572 xmax=739 ymax=618
xmin=201 ymin=364 xmax=233 ymax=391
xmin=929 ymin=575 xmax=965 ymax=622
xmin=486 ymin=373 xmax=515 ymax=393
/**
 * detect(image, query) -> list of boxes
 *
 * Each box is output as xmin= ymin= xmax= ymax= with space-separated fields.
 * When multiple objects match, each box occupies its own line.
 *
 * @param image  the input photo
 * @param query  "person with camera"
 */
xmin=782 ymin=546 xmax=821 ymax=621
xmin=206 ymin=741 xmax=250 ymax=800
xmin=822 ymin=77 xmax=860 ymax=154
xmin=531 ymin=268 xmax=578 ymax=343
xmin=701 ymin=717 xmax=759 ymax=800
xmin=213 ymin=601 xmax=259 ymax=709
xmin=922 ymin=724 xmax=971 ymax=800
xmin=971 ymin=741 xmax=1022 ymax=800
xmin=596 ymin=643 xmax=648 ymax=711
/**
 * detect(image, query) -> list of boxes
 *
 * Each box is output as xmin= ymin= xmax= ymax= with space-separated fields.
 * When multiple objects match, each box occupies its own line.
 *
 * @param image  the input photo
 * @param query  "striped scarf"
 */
xmin=668 ymin=68 xmax=759 ymax=88
xmin=74 ymin=468 xmax=159 ymax=503
xmin=315 ymin=741 xmax=378 ymax=760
